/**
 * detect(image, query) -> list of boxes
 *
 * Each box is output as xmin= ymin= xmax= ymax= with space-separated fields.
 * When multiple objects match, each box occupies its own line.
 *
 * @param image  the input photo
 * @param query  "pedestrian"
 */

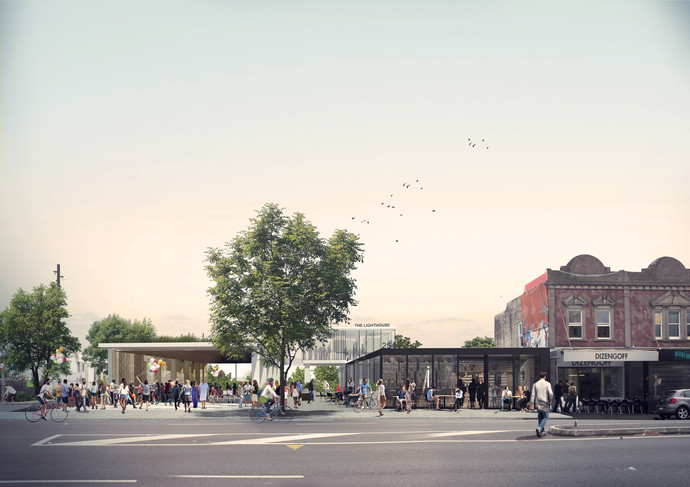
xmin=183 ymin=380 xmax=192 ymax=413
xmin=118 ymin=378 xmax=130 ymax=414
xmin=478 ymin=377 xmax=487 ymax=409
xmin=251 ymin=379 xmax=259 ymax=406
xmin=3 ymin=385 xmax=17 ymax=403
xmin=60 ymin=379 xmax=70 ymax=412
xmin=552 ymin=379 xmax=563 ymax=412
xmin=90 ymin=381 xmax=98 ymax=409
xmin=165 ymin=380 xmax=173 ymax=406
xmin=172 ymin=380 xmax=181 ymax=410
xmin=192 ymin=381 xmax=198 ymax=409
xmin=308 ymin=379 xmax=314 ymax=404
xmin=99 ymin=381 xmax=106 ymax=410
xmin=532 ymin=371 xmax=553 ymax=438
xmin=468 ymin=378 xmax=477 ymax=408
xmin=111 ymin=380 xmax=118 ymax=408
xmin=404 ymin=378 xmax=413 ymax=414
xmin=136 ymin=376 xmax=151 ymax=411
xmin=376 ymin=379 xmax=386 ymax=416
xmin=199 ymin=378 xmax=209 ymax=409
xmin=291 ymin=382 xmax=300 ymax=408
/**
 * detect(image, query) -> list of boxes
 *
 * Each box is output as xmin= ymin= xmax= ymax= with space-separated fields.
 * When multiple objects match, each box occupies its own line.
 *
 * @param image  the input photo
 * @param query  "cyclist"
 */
xmin=358 ymin=378 xmax=372 ymax=408
xmin=37 ymin=379 xmax=56 ymax=420
xmin=261 ymin=378 xmax=280 ymax=421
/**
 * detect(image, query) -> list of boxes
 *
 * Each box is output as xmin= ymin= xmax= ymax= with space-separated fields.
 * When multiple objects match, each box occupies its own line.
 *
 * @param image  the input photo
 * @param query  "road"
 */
xmin=1 ymin=415 xmax=690 ymax=486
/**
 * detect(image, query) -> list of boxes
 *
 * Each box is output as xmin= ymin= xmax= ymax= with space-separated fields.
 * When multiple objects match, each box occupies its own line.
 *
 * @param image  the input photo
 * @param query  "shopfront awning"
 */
xmin=98 ymin=342 xmax=251 ymax=363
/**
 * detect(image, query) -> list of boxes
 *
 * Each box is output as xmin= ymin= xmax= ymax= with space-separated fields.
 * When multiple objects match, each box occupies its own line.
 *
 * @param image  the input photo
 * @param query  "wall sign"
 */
xmin=562 ymin=349 xmax=658 ymax=362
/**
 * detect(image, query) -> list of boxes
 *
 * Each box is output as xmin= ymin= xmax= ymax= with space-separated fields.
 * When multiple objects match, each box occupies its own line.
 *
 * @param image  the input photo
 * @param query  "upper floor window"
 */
xmin=568 ymin=309 xmax=583 ymax=338
xmin=687 ymin=309 xmax=690 ymax=339
xmin=653 ymin=310 xmax=663 ymax=339
xmin=668 ymin=310 xmax=681 ymax=339
xmin=596 ymin=309 xmax=611 ymax=339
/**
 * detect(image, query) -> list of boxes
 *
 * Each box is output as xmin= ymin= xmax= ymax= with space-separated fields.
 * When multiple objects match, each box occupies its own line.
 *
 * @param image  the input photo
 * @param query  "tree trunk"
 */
xmin=279 ymin=340 xmax=285 ymax=408
xmin=32 ymin=367 xmax=40 ymax=395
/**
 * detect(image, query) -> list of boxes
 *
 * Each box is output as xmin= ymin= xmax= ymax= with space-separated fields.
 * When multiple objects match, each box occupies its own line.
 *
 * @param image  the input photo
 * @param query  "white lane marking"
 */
xmin=36 ymin=433 xmax=216 ymax=447
xmin=31 ymin=434 xmax=62 ymax=446
xmin=427 ymin=430 xmax=513 ymax=437
xmin=211 ymin=432 xmax=357 ymax=445
xmin=171 ymin=475 xmax=303 ymax=479
xmin=0 ymin=481 xmax=136 ymax=484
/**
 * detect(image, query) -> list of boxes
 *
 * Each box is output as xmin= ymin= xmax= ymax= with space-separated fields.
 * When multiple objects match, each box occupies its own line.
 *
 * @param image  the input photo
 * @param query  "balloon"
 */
xmin=160 ymin=361 xmax=166 ymax=367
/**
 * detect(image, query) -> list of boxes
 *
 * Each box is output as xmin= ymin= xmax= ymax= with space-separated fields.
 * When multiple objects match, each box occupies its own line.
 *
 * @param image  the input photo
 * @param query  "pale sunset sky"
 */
xmin=2 ymin=1 xmax=689 ymax=351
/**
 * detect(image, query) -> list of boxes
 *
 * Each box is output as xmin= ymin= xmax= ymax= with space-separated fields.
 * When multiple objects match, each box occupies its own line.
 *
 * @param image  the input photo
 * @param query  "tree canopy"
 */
xmin=463 ymin=336 xmax=494 ymax=348
xmin=82 ymin=314 xmax=156 ymax=374
xmin=206 ymin=203 xmax=363 ymax=401
xmin=392 ymin=334 xmax=423 ymax=349
xmin=314 ymin=365 xmax=339 ymax=393
xmin=0 ymin=283 xmax=81 ymax=393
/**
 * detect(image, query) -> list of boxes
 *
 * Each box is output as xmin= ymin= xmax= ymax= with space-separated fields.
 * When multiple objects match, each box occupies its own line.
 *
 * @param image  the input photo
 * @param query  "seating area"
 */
xmin=575 ymin=397 xmax=646 ymax=415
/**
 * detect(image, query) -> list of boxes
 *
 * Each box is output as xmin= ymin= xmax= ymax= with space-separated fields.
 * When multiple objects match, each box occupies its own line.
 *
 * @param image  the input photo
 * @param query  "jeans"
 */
xmin=264 ymin=399 xmax=275 ymax=414
xmin=538 ymin=409 xmax=550 ymax=432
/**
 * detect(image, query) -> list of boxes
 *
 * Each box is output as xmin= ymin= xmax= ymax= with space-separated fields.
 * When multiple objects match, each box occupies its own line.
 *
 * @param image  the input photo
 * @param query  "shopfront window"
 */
xmin=650 ymin=363 xmax=690 ymax=400
xmin=434 ymin=355 xmax=456 ymax=395
xmin=488 ymin=356 xmax=513 ymax=409
xmin=408 ymin=355 xmax=432 ymax=393
xmin=518 ymin=356 xmax=537 ymax=392
xmin=382 ymin=354 xmax=406 ymax=393
xmin=602 ymin=367 xmax=623 ymax=398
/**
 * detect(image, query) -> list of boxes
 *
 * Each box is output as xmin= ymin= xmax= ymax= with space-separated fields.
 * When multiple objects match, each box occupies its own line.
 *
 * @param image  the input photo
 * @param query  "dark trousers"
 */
xmin=174 ymin=395 xmax=180 ymax=409
xmin=552 ymin=394 xmax=562 ymax=412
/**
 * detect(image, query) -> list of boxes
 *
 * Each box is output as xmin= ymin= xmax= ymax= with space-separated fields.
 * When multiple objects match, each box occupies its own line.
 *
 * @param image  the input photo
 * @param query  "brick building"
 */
xmin=495 ymin=254 xmax=690 ymax=409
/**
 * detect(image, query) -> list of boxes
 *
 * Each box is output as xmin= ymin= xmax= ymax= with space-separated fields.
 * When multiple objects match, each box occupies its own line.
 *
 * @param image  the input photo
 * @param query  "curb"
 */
xmin=549 ymin=425 xmax=690 ymax=437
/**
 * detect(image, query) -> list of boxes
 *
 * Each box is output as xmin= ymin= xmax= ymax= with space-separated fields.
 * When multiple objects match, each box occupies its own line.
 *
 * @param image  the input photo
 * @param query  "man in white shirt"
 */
xmin=532 ymin=371 xmax=553 ymax=437
xmin=261 ymin=378 xmax=280 ymax=420
xmin=3 ymin=385 xmax=17 ymax=402
xmin=37 ymin=379 xmax=56 ymax=420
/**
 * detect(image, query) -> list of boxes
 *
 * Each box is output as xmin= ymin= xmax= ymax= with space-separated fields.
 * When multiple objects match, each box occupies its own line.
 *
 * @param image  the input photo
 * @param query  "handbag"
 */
xmin=536 ymin=399 xmax=549 ymax=413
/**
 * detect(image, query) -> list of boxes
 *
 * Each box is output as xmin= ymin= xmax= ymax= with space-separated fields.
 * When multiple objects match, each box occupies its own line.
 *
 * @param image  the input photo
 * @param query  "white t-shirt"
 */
xmin=377 ymin=383 xmax=386 ymax=400
xmin=38 ymin=384 xmax=50 ymax=399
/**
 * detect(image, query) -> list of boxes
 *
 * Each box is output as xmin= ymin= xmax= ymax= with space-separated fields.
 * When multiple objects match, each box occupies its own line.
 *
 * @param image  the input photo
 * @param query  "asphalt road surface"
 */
xmin=2 ymin=417 xmax=690 ymax=486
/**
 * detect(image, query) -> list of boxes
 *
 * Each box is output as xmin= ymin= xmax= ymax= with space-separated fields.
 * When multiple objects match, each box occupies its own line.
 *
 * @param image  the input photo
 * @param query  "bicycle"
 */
xmin=25 ymin=400 xmax=69 ymax=423
xmin=249 ymin=401 xmax=294 ymax=424
xmin=348 ymin=392 xmax=377 ymax=412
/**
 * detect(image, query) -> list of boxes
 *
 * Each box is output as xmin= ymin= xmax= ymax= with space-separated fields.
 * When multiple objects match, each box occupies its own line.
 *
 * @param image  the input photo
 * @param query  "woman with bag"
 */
xmin=376 ymin=379 xmax=386 ymax=416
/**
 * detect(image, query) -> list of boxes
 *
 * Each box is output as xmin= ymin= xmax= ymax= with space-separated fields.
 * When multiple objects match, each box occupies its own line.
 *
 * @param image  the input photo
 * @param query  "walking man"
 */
xmin=532 ymin=371 xmax=553 ymax=438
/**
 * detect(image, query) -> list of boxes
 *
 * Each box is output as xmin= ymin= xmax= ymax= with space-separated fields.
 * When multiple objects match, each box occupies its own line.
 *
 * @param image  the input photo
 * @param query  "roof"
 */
xmin=98 ymin=342 xmax=250 ymax=363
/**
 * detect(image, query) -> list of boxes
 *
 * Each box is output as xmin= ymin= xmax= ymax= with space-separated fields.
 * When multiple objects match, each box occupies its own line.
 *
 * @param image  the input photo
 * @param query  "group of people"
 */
xmin=501 ymin=385 xmax=532 ymax=411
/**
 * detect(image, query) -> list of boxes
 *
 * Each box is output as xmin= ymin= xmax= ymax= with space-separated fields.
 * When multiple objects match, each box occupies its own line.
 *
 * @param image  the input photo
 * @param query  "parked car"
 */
xmin=656 ymin=389 xmax=690 ymax=420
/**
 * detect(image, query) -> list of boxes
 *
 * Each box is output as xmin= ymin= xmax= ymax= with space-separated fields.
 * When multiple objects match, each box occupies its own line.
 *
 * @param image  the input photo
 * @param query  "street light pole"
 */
xmin=53 ymin=264 xmax=64 ymax=288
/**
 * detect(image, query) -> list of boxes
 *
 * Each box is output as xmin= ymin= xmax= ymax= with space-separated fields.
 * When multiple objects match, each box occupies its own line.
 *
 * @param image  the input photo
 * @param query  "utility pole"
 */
xmin=53 ymin=264 xmax=64 ymax=288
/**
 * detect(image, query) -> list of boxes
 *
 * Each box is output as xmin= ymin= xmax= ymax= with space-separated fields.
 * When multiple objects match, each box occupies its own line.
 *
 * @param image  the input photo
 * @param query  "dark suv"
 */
xmin=656 ymin=389 xmax=690 ymax=420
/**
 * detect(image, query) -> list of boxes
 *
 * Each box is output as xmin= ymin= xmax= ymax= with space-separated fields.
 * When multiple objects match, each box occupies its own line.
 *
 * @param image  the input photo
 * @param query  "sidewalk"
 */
xmin=3 ymin=399 xmax=690 ymax=438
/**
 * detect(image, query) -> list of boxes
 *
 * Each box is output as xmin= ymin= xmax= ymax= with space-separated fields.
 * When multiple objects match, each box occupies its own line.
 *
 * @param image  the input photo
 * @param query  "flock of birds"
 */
xmin=349 ymin=138 xmax=489 ymax=243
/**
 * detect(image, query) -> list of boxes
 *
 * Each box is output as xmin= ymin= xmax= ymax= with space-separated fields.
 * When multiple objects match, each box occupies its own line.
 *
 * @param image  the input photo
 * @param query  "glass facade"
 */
xmin=345 ymin=348 xmax=549 ymax=409
xmin=301 ymin=326 xmax=395 ymax=362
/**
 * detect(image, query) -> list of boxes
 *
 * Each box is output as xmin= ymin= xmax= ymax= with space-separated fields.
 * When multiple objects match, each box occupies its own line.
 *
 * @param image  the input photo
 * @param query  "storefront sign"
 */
xmin=674 ymin=351 xmax=690 ymax=361
xmin=562 ymin=349 xmax=658 ymax=362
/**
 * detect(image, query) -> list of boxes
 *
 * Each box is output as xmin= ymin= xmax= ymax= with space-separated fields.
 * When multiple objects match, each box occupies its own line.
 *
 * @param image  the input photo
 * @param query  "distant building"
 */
xmin=251 ymin=323 xmax=396 ymax=385
xmin=495 ymin=255 xmax=690 ymax=408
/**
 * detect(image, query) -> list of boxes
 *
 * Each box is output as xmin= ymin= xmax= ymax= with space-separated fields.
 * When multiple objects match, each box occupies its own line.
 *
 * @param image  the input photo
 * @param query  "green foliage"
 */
xmin=463 ymin=336 xmax=494 ymax=348
xmin=82 ymin=314 xmax=156 ymax=374
xmin=153 ymin=333 xmax=203 ymax=342
xmin=15 ymin=391 xmax=34 ymax=402
xmin=314 ymin=365 xmax=339 ymax=393
xmin=288 ymin=367 xmax=304 ymax=385
xmin=206 ymin=203 xmax=363 ymax=401
xmin=0 ymin=283 xmax=81 ymax=394
xmin=392 ymin=334 xmax=423 ymax=349
xmin=205 ymin=365 xmax=230 ymax=388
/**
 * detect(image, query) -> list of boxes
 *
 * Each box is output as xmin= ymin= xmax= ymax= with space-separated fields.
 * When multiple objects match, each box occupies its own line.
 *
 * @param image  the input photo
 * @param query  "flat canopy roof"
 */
xmin=98 ymin=342 xmax=251 ymax=364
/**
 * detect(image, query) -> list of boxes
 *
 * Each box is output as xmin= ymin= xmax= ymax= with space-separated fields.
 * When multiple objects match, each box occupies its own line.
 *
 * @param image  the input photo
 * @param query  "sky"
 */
xmin=2 ymin=0 xmax=690 ymax=355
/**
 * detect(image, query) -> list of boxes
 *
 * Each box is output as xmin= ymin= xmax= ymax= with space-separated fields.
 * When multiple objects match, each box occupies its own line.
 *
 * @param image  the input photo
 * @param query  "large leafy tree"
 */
xmin=206 ymin=203 xmax=363 ymax=403
xmin=0 ymin=283 xmax=81 ymax=393
xmin=82 ymin=314 xmax=156 ymax=374
xmin=463 ymin=336 xmax=494 ymax=348
xmin=392 ymin=334 xmax=422 ymax=349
